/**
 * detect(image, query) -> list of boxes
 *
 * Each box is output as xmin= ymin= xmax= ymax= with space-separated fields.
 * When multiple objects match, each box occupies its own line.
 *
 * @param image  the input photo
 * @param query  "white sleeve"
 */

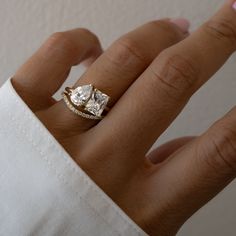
xmin=0 ymin=78 xmax=147 ymax=236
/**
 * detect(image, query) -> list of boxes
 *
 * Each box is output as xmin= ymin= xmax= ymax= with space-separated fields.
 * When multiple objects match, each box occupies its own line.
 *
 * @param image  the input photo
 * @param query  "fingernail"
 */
xmin=170 ymin=18 xmax=190 ymax=33
xmin=232 ymin=1 xmax=236 ymax=10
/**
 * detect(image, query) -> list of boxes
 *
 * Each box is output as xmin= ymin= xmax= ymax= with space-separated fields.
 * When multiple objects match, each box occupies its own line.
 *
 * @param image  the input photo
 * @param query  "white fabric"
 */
xmin=0 ymin=79 xmax=147 ymax=236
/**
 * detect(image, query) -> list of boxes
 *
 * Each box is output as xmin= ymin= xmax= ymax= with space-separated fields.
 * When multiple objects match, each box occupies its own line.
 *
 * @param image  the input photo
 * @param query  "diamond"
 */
xmin=85 ymin=89 xmax=110 ymax=116
xmin=70 ymin=85 xmax=93 ymax=106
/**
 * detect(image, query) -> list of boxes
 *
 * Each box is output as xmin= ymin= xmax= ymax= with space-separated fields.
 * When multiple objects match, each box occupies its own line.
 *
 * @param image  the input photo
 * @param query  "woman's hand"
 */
xmin=11 ymin=1 xmax=236 ymax=235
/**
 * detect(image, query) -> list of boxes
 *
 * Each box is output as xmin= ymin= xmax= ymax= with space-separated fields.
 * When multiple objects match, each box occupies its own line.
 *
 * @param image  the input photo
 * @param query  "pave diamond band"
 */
xmin=62 ymin=84 xmax=110 ymax=120
xmin=62 ymin=93 xmax=103 ymax=120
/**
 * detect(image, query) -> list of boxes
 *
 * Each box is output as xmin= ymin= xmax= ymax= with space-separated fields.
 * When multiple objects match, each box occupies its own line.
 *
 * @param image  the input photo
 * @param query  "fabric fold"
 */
xmin=0 ymin=78 xmax=147 ymax=236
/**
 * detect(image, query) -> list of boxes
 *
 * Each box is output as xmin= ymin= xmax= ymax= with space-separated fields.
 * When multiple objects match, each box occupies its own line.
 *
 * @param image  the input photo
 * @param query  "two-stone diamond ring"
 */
xmin=62 ymin=84 xmax=110 ymax=120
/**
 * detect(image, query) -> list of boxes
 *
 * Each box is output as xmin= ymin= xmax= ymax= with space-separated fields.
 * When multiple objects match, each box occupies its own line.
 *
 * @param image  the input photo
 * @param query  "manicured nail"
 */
xmin=170 ymin=18 xmax=190 ymax=33
xmin=233 ymin=1 xmax=236 ymax=10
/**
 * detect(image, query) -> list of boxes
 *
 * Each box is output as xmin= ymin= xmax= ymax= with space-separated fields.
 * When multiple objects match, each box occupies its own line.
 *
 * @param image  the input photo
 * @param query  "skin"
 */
xmin=11 ymin=0 xmax=236 ymax=235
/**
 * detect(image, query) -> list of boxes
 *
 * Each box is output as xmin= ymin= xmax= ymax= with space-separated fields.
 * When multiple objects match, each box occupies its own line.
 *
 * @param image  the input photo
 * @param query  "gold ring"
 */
xmin=62 ymin=84 xmax=110 ymax=120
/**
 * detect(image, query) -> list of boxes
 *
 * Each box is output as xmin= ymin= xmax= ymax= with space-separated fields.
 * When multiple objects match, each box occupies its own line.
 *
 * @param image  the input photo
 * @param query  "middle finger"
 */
xmin=99 ymin=0 xmax=236 ymax=158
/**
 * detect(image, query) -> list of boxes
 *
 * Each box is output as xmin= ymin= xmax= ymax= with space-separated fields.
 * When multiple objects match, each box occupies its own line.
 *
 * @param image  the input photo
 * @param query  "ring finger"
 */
xmin=49 ymin=18 xmax=190 ymax=133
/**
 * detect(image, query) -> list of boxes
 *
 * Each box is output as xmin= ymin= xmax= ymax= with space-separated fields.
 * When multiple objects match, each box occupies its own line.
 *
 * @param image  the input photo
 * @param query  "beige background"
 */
xmin=1 ymin=0 xmax=236 ymax=235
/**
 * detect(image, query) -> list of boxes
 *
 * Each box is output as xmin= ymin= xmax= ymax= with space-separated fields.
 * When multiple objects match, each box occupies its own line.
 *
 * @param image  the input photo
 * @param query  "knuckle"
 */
xmin=48 ymin=31 xmax=71 ymax=48
xmin=147 ymin=20 xmax=182 ymax=40
xmin=109 ymin=37 xmax=150 ymax=66
xmin=150 ymin=51 xmax=198 ymax=99
xmin=205 ymin=123 xmax=236 ymax=174
xmin=46 ymin=31 xmax=77 ymax=57
xmin=204 ymin=19 xmax=236 ymax=48
xmin=46 ymin=28 xmax=99 ymax=57
xmin=77 ymin=28 xmax=100 ymax=45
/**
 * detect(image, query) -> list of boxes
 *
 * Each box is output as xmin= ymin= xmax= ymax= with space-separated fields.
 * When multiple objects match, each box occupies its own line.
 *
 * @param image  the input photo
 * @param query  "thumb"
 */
xmin=153 ymin=106 xmax=236 ymax=229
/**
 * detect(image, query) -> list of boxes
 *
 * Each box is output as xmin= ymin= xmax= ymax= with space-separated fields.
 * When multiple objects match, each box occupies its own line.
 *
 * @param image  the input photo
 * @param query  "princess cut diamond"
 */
xmin=85 ymin=89 xmax=110 ymax=116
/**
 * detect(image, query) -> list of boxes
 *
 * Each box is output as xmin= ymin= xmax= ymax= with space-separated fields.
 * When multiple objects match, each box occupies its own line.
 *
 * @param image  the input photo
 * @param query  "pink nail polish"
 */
xmin=170 ymin=18 xmax=190 ymax=33
xmin=233 ymin=1 xmax=236 ymax=10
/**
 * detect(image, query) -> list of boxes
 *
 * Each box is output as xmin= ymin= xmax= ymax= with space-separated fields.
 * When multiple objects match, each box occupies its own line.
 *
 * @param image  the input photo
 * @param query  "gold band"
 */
xmin=62 ymin=84 xmax=110 ymax=120
xmin=62 ymin=93 xmax=104 ymax=120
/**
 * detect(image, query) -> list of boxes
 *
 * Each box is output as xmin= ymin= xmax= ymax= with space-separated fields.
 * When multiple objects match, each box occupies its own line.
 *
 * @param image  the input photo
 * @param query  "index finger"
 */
xmin=99 ymin=0 xmax=236 ymax=158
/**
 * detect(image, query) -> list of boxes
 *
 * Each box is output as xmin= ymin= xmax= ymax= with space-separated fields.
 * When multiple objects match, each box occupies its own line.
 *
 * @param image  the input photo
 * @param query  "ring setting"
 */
xmin=62 ymin=84 xmax=110 ymax=120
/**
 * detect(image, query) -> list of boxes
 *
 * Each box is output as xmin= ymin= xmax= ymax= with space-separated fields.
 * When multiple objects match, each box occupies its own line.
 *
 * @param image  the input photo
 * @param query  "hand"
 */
xmin=12 ymin=1 xmax=236 ymax=235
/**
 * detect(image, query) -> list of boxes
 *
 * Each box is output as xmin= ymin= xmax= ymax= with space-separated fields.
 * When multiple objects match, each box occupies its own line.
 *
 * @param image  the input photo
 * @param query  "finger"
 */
xmin=147 ymin=136 xmax=196 ymax=164
xmin=82 ymin=51 xmax=104 ymax=67
xmin=104 ymin=0 xmax=236 ymax=157
xmin=50 ymin=18 xmax=189 ymax=133
xmin=76 ymin=18 xmax=189 ymax=107
xmin=150 ymin=106 xmax=236 ymax=232
xmin=12 ymin=28 xmax=102 ymax=111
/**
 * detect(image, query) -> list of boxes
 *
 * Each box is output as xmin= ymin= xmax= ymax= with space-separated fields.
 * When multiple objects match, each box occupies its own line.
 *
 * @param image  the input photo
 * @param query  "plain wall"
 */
xmin=1 ymin=0 xmax=236 ymax=235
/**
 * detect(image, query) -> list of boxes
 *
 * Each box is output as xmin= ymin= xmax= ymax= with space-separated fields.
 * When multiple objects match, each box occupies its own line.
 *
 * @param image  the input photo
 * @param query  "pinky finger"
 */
xmin=82 ymin=48 xmax=103 ymax=67
xmin=13 ymin=28 xmax=102 ymax=111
